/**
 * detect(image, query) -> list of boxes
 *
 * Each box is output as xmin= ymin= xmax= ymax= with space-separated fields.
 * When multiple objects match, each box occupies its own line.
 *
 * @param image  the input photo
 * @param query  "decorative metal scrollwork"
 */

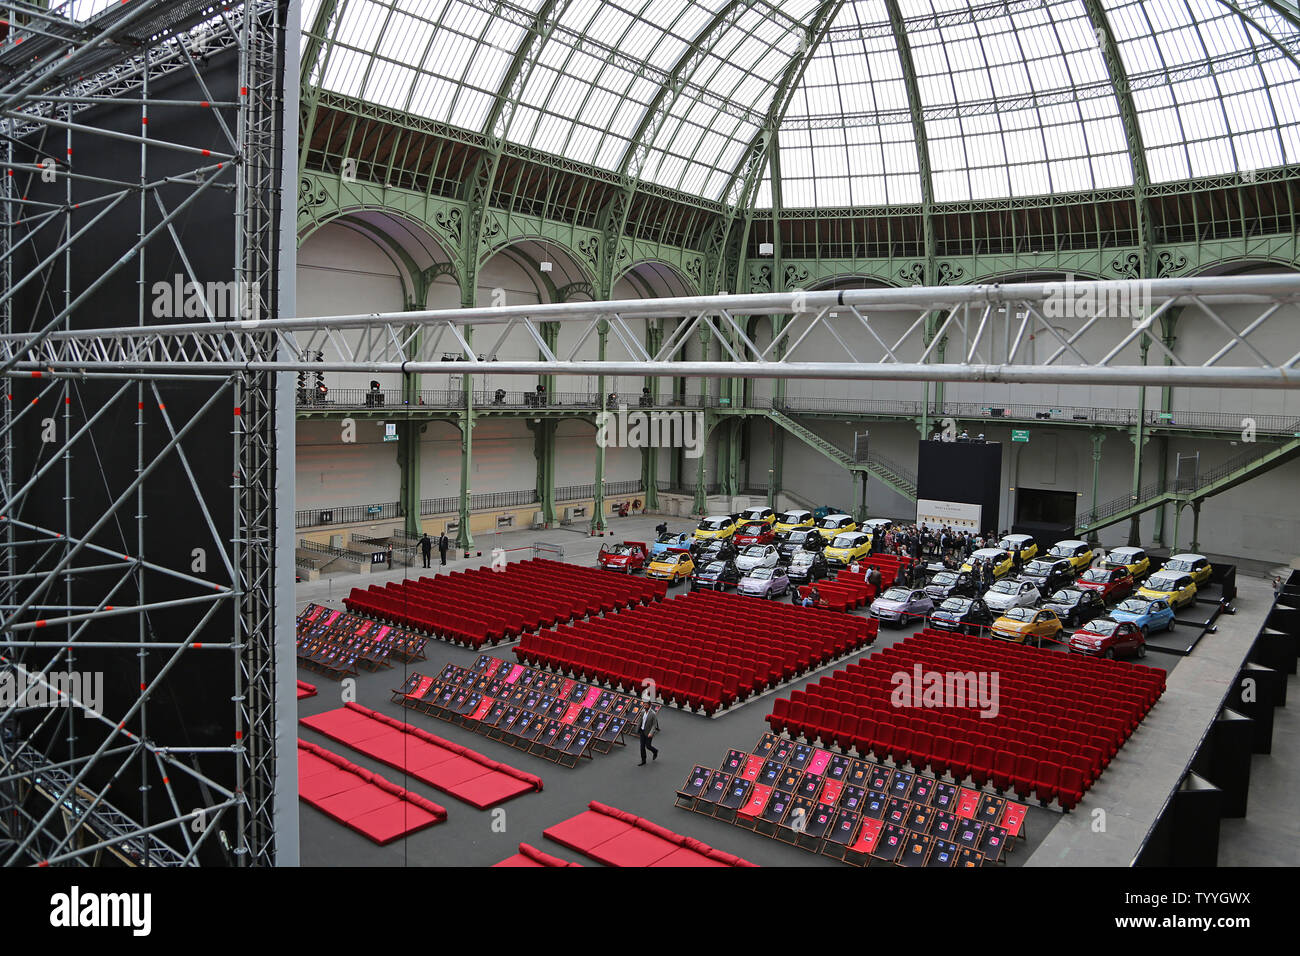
xmin=1109 ymin=253 xmax=1142 ymax=281
xmin=433 ymin=209 xmax=462 ymax=245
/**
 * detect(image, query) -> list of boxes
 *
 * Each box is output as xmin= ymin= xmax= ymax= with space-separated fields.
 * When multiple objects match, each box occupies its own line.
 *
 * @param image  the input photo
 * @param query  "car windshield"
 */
xmin=698 ymin=519 xmax=727 ymax=530
xmin=1003 ymin=607 xmax=1035 ymax=622
xmin=748 ymin=568 xmax=773 ymax=580
xmin=1085 ymin=619 xmax=1120 ymax=636
xmin=1116 ymin=599 xmax=1149 ymax=614
xmin=820 ymin=518 xmax=844 ymax=528
xmin=1146 ymin=574 xmax=1182 ymax=590
xmin=940 ymin=598 xmax=971 ymax=612
xmin=1107 ymin=550 xmax=1139 ymax=563
xmin=989 ymin=580 xmax=1018 ymax=594
xmin=972 ymin=549 xmax=1001 ymax=560
xmin=744 ymin=546 xmax=768 ymax=556
xmin=791 ymin=552 xmax=813 ymax=566
xmin=703 ymin=562 xmax=726 ymax=574
xmin=788 ymin=530 xmax=809 ymax=543
xmin=832 ymin=534 xmax=859 ymax=548
xmin=739 ymin=524 xmax=764 ymax=536
xmin=1164 ymin=559 xmax=1196 ymax=572
xmin=931 ymin=572 xmax=958 ymax=586
xmin=607 ymin=544 xmax=631 ymax=554
xmin=882 ymin=588 xmax=911 ymax=601
xmin=779 ymin=512 xmax=808 ymax=523
xmin=1080 ymin=568 xmax=1108 ymax=582
xmin=1049 ymin=546 xmax=1074 ymax=557
xmin=998 ymin=538 xmax=1022 ymax=550
xmin=1051 ymin=590 xmax=1082 ymax=603
xmin=1024 ymin=560 xmax=1053 ymax=574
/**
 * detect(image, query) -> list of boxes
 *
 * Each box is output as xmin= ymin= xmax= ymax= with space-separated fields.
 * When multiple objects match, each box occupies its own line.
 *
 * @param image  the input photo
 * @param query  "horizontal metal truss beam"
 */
xmin=8 ymin=275 xmax=1300 ymax=388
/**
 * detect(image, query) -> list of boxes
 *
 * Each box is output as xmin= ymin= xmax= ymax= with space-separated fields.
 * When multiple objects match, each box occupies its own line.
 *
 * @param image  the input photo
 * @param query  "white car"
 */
xmin=982 ymin=578 xmax=1042 ymax=613
xmin=861 ymin=517 xmax=893 ymax=537
xmin=734 ymin=544 xmax=780 ymax=573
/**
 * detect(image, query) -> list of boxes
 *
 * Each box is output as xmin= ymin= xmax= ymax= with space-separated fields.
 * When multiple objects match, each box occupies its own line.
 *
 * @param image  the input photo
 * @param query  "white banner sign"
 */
xmin=916 ymin=498 xmax=982 ymax=531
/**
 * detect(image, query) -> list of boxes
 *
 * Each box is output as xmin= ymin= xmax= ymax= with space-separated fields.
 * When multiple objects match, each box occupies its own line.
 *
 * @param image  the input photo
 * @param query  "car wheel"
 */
xmin=1136 ymin=643 xmax=1146 ymax=659
xmin=1167 ymin=618 xmax=1175 ymax=631
xmin=1104 ymin=649 xmax=1115 ymax=659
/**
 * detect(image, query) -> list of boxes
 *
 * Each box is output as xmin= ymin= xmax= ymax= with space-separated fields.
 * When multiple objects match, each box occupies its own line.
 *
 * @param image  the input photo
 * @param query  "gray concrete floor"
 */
xmin=296 ymin=514 xmax=1294 ymax=868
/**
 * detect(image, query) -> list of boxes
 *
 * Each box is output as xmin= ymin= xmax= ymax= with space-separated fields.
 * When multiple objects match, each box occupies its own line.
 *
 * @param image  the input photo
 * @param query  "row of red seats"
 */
xmin=568 ymin=617 xmax=835 ymax=675
xmin=610 ymin=590 xmax=873 ymax=653
xmin=354 ymin=581 xmax=523 ymax=639
xmin=344 ymin=589 xmax=505 ymax=648
xmin=682 ymin=589 xmax=873 ymax=642
xmin=416 ymin=568 xmax=595 ymax=622
xmin=563 ymin=594 xmax=870 ymax=666
xmin=862 ymin=554 xmax=916 ymax=586
xmin=519 ymin=636 xmax=734 ymax=715
xmin=765 ymin=631 xmax=1166 ymax=811
xmin=515 ymin=591 xmax=873 ymax=714
xmin=492 ymin=558 xmax=666 ymax=607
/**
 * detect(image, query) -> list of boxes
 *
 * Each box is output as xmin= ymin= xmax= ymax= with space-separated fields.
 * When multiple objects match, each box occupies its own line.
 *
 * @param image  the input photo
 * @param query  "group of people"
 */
xmin=875 ymin=523 xmax=1011 ymax=565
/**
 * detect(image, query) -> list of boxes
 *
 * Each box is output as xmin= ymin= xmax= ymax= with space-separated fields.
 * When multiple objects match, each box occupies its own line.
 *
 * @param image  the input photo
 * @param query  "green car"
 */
xmin=812 ymin=505 xmax=846 ymax=521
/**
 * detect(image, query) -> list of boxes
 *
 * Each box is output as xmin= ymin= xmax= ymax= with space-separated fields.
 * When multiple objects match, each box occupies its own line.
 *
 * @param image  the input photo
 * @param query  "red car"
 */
xmin=733 ymin=522 xmax=775 ymax=547
xmin=598 ymin=541 xmax=648 ymax=573
xmin=1075 ymin=565 xmax=1134 ymax=603
xmin=1068 ymin=618 xmax=1147 ymax=659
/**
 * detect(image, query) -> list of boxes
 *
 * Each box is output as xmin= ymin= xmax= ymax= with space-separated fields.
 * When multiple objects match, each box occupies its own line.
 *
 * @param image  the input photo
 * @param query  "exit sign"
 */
xmin=1012 ymin=429 xmax=1030 ymax=442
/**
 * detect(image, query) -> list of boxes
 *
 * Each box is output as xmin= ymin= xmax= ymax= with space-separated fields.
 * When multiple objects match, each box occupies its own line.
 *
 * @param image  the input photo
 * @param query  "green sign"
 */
xmin=1011 ymin=429 xmax=1030 ymax=442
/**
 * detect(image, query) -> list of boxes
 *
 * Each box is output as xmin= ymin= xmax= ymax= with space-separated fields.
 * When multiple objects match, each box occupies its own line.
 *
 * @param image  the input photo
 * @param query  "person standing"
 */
xmin=386 ymin=543 xmax=394 ymax=568
xmin=420 ymin=533 xmax=432 ymax=569
xmin=638 ymin=705 xmax=660 ymax=765
xmin=438 ymin=531 xmax=449 ymax=566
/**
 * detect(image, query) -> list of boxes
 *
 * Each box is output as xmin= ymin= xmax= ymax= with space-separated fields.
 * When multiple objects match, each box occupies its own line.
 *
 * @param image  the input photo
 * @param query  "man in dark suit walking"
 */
xmin=438 ymin=531 xmax=449 ymax=566
xmin=637 ymin=705 xmax=660 ymax=765
xmin=419 ymin=533 xmax=432 ymax=569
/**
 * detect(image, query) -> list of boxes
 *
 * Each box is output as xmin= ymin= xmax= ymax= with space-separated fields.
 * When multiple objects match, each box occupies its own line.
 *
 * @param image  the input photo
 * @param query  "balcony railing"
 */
xmin=296 ymin=389 xmax=1300 ymax=436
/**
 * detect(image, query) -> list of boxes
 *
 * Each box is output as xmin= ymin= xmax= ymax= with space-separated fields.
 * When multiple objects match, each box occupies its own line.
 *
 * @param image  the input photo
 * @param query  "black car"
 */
xmin=924 ymin=568 xmax=977 ymax=602
xmin=1018 ymin=558 xmax=1075 ymax=597
xmin=691 ymin=559 xmax=741 ymax=592
xmin=928 ymin=596 xmax=996 ymax=635
xmin=785 ymin=549 xmax=829 ymax=584
xmin=1042 ymin=587 xmax=1106 ymax=627
xmin=691 ymin=538 xmax=738 ymax=563
xmin=777 ymin=528 xmax=826 ymax=561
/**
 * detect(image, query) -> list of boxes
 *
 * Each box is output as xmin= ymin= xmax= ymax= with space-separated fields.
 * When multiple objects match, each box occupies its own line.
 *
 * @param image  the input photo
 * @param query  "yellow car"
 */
xmin=824 ymin=531 xmax=872 ymax=568
xmin=737 ymin=505 xmax=777 ymax=528
xmin=990 ymin=607 xmax=1063 ymax=647
xmin=818 ymin=513 xmax=858 ymax=535
xmin=961 ymin=548 xmax=1014 ymax=578
xmin=1137 ymin=570 xmax=1198 ymax=609
xmin=1047 ymin=539 xmax=1095 ymax=572
xmin=646 ymin=549 xmax=695 ymax=586
xmin=774 ymin=509 xmax=814 ymax=536
xmin=997 ymin=533 xmax=1038 ymax=563
xmin=1102 ymin=546 xmax=1150 ymax=580
xmin=1159 ymin=553 xmax=1213 ymax=585
xmin=693 ymin=515 xmax=736 ymax=542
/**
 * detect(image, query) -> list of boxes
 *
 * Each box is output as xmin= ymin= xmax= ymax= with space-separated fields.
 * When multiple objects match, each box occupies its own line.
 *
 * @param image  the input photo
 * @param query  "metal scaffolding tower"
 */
xmin=0 ymin=0 xmax=296 ymax=866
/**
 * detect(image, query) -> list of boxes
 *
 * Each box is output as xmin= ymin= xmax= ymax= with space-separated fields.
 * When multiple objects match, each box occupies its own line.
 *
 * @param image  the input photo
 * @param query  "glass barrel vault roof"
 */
xmin=301 ymin=0 xmax=1300 ymax=208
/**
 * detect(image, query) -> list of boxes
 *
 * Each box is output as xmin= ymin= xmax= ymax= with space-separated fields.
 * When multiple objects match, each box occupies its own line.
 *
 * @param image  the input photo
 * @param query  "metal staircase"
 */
xmin=1077 ymin=431 xmax=1300 ymax=535
xmin=767 ymin=408 xmax=918 ymax=502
